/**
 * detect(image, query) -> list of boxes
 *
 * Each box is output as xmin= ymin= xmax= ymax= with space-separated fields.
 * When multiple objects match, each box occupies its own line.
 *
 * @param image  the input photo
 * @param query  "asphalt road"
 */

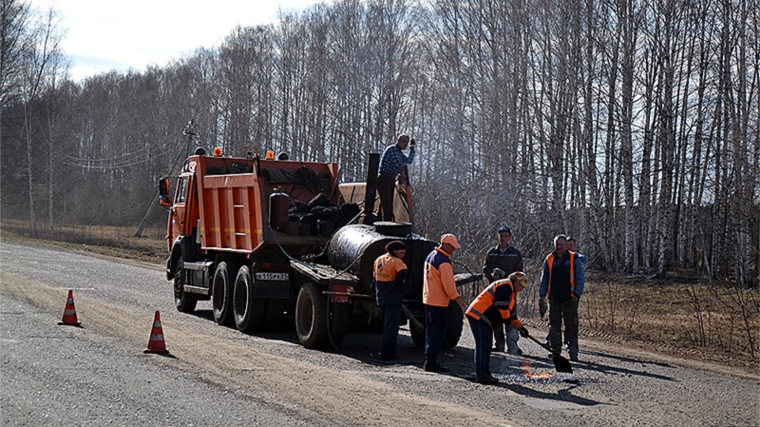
xmin=1 ymin=240 xmax=758 ymax=427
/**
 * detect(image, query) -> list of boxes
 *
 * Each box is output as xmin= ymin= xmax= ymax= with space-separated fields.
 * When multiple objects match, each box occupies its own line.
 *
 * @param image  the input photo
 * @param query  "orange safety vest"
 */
xmin=545 ymin=251 xmax=575 ymax=299
xmin=373 ymin=253 xmax=407 ymax=284
xmin=465 ymin=279 xmax=523 ymax=330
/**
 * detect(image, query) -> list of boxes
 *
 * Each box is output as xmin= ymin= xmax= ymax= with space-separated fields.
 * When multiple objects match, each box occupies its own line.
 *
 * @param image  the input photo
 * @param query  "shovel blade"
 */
xmin=552 ymin=355 xmax=573 ymax=373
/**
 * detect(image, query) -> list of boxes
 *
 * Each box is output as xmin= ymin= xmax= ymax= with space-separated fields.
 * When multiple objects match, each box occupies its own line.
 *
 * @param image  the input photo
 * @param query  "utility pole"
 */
xmin=134 ymin=120 xmax=197 ymax=237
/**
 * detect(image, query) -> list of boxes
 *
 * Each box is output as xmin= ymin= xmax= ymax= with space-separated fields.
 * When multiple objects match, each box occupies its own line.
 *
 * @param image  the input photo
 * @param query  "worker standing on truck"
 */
xmin=373 ymin=240 xmax=410 ymax=361
xmin=422 ymin=234 xmax=466 ymax=372
xmin=465 ymin=271 xmax=529 ymax=384
xmin=377 ymin=134 xmax=415 ymax=221
xmin=482 ymin=225 xmax=524 ymax=354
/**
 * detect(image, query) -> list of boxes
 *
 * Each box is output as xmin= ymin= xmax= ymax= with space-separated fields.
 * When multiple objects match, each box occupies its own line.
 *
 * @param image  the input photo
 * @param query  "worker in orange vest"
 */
xmin=465 ymin=271 xmax=529 ymax=384
xmin=539 ymin=234 xmax=585 ymax=361
xmin=374 ymin=240 xmax=409 ymax=361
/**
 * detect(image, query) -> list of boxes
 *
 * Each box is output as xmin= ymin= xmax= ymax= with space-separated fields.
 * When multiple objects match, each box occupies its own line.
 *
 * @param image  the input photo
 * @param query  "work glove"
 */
xmin=539 ymin=298 xmax=547 ymax=319
xmin=409 ymin=138 xmax=416 ymax=147
xmin=491 ymin=268 xmax=505 ymax=280
xmin=518 ymin=326 xmax=529 ymax=338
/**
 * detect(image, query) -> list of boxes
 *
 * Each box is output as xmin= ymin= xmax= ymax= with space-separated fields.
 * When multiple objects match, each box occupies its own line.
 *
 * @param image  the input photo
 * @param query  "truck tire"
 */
xmin=212 ymin=261 xmax=235 ymax=326
xmin=443 ymin=303 xmax=464 ymax=349
xmin=233 ymin=266 xmax=266 ymax=333
xmin=295 ymin=282 xmax=348 ymax=348
xmin=174 ymin=256 xmax=198 ymax=313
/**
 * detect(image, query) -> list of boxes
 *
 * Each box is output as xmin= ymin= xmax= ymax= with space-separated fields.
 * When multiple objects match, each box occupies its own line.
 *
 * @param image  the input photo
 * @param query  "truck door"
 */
xmin=171 ymin=175 xmax=190 ymax=238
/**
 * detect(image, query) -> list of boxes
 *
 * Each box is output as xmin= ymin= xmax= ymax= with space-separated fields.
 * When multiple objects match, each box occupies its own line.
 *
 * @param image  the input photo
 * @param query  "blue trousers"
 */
xmin=424 ymin=304 xmax=449 ymax=361
xmin=468 ymin=316 xmax=493 ymax=377
xmin=380 ymin=302 xmax=401 ymax=359
xmin=376 ymin=283 xmax=403 ymax=360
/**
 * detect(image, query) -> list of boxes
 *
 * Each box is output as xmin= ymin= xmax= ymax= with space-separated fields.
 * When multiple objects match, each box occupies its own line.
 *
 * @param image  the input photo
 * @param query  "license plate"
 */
xmin=255 ymin=272 xmax=289 ymax=281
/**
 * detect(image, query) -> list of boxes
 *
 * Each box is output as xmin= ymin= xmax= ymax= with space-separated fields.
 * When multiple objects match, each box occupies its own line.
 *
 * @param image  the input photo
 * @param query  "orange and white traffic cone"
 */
xmin=143 ymin=310 xmax=169 ymax=354
xmin=58 ymin=289 xmax=82 ymax=326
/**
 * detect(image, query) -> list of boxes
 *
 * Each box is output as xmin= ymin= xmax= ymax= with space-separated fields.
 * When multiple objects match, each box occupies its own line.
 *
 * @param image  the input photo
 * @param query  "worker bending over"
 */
xmin=465 ymin=271 xmax=529 ymax=384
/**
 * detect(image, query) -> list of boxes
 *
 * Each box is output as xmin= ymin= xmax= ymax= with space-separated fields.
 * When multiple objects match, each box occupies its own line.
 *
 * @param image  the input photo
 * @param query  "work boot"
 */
xmin=423 ymin=360 xmax=449 ymax=372
xmin=476 ymin=375 xmax=499 ymax=385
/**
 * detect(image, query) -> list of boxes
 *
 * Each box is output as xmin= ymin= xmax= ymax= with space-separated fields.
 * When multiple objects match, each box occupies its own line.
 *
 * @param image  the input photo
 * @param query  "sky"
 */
xmin=30 ymin=0 xmax=323 ymax=82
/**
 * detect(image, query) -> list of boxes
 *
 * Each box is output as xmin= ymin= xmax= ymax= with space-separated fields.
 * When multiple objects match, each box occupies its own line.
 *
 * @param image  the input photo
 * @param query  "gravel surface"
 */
xmin=1 ymin=240 xmax=758 ymax=427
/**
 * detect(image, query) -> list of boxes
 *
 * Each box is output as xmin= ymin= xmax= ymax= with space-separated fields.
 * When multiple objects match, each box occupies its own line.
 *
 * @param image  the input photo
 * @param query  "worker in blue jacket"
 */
xmin=539 ymin=234 xmax=585 ymax=361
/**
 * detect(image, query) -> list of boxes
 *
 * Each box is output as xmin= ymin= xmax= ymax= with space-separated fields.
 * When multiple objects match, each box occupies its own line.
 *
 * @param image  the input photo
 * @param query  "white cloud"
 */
xmin=31 ymin=0 xmax=323 ymax=81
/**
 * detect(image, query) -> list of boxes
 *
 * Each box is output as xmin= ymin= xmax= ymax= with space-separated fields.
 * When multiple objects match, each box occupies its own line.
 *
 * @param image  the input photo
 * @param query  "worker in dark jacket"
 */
xmin=539 ymin=234 xmax=585 ymax=361
xmin=482 ymin=225 xmax=524 ymax=354
xmin=465 ymin=271 xmax=529 ymax=384
xmin=374 ymin=240 xmax=409 ymax=361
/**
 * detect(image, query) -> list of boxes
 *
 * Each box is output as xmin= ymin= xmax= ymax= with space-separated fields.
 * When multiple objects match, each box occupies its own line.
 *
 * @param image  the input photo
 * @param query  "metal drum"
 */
xmin=326 ymin=224 xmax=437 ymax=296
xmin=269 ymin=188 xmax=289 ymax=231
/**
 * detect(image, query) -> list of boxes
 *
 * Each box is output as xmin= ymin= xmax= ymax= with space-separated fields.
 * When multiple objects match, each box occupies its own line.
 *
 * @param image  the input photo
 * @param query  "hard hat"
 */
xmin=508 ymin=271 xmax=528 ymax=288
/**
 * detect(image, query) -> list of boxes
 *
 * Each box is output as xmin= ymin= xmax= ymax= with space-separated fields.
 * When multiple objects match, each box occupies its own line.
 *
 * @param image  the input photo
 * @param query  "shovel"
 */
xmin=523 ymin=333 xmax=573 ymax=373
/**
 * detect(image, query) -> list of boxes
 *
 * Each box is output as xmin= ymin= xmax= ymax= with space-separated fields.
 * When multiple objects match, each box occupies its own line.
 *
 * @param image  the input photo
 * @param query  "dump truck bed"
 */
xmin=186 ymin=155 xmax=339 ymax=254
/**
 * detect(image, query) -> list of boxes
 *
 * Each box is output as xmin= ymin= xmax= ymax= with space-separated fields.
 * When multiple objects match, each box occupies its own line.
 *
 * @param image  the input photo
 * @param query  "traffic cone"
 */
xmin=58 ymin=289 xmax=82 ymax=326
xmin=143 ymin=310 xmax=169 ymax=354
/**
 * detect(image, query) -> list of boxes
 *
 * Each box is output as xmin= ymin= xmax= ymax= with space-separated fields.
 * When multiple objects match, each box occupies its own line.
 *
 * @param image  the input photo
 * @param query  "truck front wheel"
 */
xmin=174 ymin=256 xmax=198 ymax=313
xmin=233 ymin=266 xmax=266 ymax=333
xmin=212 ymin=261 xmax=236 ymax=326
xmin=295 ymin=282 xmax=347 ymax=348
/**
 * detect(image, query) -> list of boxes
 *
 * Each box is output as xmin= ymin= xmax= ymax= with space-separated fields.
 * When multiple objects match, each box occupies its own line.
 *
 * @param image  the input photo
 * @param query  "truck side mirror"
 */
xmin=159 ymin=196 xmax=173 ymax=207
xmin=159 ymin=177 xmax=170 ymax=196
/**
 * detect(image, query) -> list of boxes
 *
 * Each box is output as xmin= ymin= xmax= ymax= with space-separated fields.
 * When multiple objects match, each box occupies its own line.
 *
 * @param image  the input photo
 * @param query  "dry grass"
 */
xmin=579 ymin=272 xmax=759 ymax=371
xmin=0 ymin=220 xmax=167 ymax=264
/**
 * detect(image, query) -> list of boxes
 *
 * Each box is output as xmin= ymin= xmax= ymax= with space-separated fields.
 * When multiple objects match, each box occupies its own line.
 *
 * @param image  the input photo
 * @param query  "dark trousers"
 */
xmin=468 ymin=316 xmax=493 ymax=377
xmin=380 ymin=302 xmax=401 ymax=359
xmin=424 ymin=304 xmax=449 ymax=361
xmin=548 ymin=298 xmax=579 ymax=357
xmin=377 ymin=173 xmax=396 ymax=221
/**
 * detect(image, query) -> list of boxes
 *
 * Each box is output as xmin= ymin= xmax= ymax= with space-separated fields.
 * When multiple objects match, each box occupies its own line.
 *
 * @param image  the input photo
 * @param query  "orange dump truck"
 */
xmin=159 ymin=149 xmax=478 ymax=349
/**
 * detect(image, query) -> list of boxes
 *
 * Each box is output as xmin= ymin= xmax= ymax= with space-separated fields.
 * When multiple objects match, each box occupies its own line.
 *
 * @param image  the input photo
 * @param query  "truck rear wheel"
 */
xmin=295 ymin=282 xmax=347 ymax=348
xmin=174 ymin=256 xmax=198 ymax=313
xmin=212 ymin=261 xmax=236 ymax=326
xmin=233 ymin=266 xmax=266 ymax=333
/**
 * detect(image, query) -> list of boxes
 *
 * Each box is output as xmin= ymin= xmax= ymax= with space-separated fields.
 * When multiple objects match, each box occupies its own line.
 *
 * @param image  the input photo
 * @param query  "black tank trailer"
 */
xmin=290 ymin=221 xmax=480 ymax=350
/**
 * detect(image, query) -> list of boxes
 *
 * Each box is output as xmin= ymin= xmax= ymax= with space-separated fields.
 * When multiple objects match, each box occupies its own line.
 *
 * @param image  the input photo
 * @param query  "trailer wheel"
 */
xmin=233 ymin=266 xmax=266 ymax=333
xmin=212 ymin=261 xmax=235 ymax=326
xmin=410 ymin=321 xmax=426 ymax=349
xmin=174 ymin=256 xmax=198 ymax=313
xmin=295 ymin=282 xmax=347 ymax=348
xmin=408 ymin=304 xmax=462 ymax=350
xmin=443 ymin=303 xmax=464 ymax=349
